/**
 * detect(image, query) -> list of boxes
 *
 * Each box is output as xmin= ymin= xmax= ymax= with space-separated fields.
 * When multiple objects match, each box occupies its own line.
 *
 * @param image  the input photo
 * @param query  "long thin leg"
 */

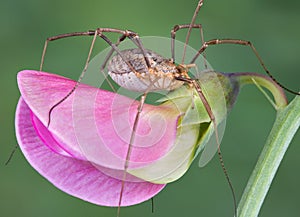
xmin=5 ymin=145 xmax=18 ymax=165
xmin=117 ymin=93 xmax=147 ymax=217
xmin=98 ymin=29 xmax=151 ymax=72
xmin=171 ymin=24 xmax=207 ymax=68
xmin=100 ymin=34 xmax=127 ymax=72
xmin=40 ymin=29 xmax=127 ymax=72
xmin=40 ymin=28 xmax=151 ymax=74
xmin=175 ymin=76 xmax=237 ymax=217
xmin=40 ymin=31 xmax=96 ymax=71
xmin=41 ymin=28 xmax=153 ymax=127
xmin=190 ymin=39 xmax=300 ymax=95
xmin=93 ymin=31 xmax=157 ymax=217
xmin=191 ymin=79 xmax=237 ymax=217
xmin=181 ymin=0 xmax=204 ymax=64
xmin=46 ymin=31 xmax=98 ymax=127
xmin=96 ymin=28 xmax=151 ymax=69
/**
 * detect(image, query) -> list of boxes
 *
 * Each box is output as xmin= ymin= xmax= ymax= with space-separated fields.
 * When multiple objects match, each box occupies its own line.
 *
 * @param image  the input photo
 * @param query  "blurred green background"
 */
xmin=1 ymin=0 xmax=299 ymax=216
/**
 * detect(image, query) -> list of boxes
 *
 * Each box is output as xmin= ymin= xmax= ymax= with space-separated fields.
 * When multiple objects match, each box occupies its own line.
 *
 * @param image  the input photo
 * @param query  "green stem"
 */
xmin=237 ymin=96 xmax=300 ymax=217
xmin=230 ymin=73 xmax=288 ymax=109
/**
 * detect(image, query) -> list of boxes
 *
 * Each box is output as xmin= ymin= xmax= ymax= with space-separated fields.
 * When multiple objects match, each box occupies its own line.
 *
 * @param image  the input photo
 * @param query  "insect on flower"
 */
xmin=15 ymin=0 xmax=299 ymax=217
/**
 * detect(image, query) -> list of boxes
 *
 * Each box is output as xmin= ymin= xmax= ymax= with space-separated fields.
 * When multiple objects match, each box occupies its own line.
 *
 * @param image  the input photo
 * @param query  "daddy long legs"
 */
xmin=38 ymin=0 xmax=299 ymax=216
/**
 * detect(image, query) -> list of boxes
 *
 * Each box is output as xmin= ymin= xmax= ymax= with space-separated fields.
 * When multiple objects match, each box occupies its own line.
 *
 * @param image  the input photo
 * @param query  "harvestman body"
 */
xmin=107 ymin=48 xmax=187 ymax=92
xmin=38 ymin=0 xmax=299 ymax=216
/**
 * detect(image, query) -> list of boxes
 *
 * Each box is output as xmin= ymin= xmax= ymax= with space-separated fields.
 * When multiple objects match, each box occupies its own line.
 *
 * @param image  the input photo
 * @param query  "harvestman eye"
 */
xmin=37 ymin=0 xmax=299 ymax=216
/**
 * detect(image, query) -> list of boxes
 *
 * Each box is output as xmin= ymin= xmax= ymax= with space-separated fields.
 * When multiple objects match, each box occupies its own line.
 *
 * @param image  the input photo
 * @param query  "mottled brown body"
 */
xmin=108 ymin=48 xmax=189 ymax=92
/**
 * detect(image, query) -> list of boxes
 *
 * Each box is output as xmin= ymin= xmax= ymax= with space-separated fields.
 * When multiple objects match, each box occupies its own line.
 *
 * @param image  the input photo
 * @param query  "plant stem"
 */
xmin=237 ymin=96 xmax=300 ymax=217
xmin=229 ymin=72 xmax=288 ymax=109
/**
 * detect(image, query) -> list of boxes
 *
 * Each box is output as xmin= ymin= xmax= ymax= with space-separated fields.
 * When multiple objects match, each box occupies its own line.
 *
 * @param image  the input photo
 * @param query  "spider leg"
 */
xmin=191 ymin=38 xmax=299 ymax=95
xmin=181 ymin=0 xmax=204 ymax=64
xmin=117 ymin=93 xmax=147 ymax=217
xmin=42 ymin=28 xmax=154 ymax=127
xmin=175 ymin=75 xmax=237 ymax=217
xmin=171 ymin=24 xmax=207 ymax=68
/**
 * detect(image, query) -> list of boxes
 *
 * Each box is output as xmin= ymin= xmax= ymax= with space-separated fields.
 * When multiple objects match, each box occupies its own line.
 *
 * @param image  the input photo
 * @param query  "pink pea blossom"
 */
xmin=15 ymin=70 xmax=183 ymax=206
xmin=16 ymin=69 xmax=230 ymax=207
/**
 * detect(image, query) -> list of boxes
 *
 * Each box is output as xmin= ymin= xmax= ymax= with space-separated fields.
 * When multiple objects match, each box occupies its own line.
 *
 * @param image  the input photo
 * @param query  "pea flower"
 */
xmin=18 ymin=69 xmax=267 ymax=207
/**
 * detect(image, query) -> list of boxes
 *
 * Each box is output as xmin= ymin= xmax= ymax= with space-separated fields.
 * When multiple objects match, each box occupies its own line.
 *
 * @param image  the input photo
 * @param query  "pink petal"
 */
xmin=15 ymin=98 xmax=165 ymax=206
xmin=17 ymin=70 xmax=180 ymax=171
